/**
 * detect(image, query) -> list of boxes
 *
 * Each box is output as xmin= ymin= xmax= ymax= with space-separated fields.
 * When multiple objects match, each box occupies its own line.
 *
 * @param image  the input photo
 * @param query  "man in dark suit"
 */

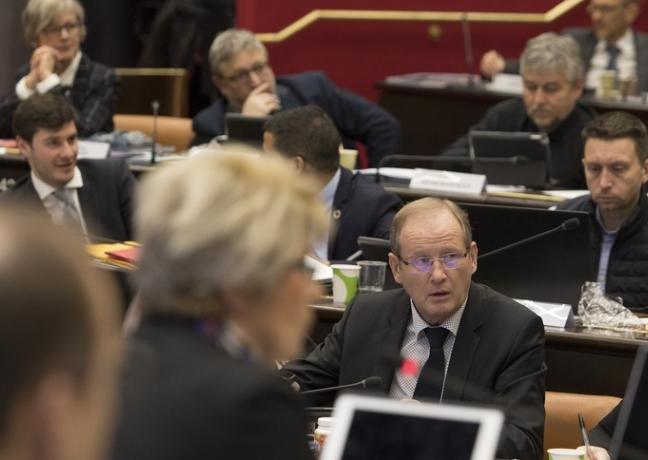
xmin=192 ymin=28 xmax=400 ymax=167
xmin=5 ymin=93 xmax=134 ymax=242
xmin=443 ymin=33 xmax=595 ymax=189
xmin=264 ymin=105 xmax=402 ymax=261
xmin=480 ymin=0 xmax=648 ymax=93
xmin=284 ymin=197 xmax=546 ymax=460
xmin=557 ymin=112 xmax=648 ymax=311
xmin=0 ymin=0 xmax=118 ymax=138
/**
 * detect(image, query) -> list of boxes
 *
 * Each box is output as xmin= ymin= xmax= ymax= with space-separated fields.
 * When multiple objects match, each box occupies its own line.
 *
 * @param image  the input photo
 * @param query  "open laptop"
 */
xmin=224 ymin=113 xmax=269 ymax=148
xmin=321 ymin=394 xmax=503 ymax=460
xmin=469 ymin=130 xmax=551 ymax=189
xmin=609 ymin=345 xmax=648 ymax=460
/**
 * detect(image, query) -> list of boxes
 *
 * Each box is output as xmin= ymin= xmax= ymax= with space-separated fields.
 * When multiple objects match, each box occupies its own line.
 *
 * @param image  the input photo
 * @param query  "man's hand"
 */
xmin=241 ymin=83 xmax=280 ymax=116
xmin=579 ymin=445 xmax=610 ymax=460
xmin=26 ymin=46 xmax=59 ymax=89
xmin=479 ymin=50 xmax=506 ymax=78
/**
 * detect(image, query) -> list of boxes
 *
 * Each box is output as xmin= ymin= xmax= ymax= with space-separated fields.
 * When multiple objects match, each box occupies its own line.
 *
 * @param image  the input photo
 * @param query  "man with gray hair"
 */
xmin=192 ymin=28 xmax=400 ymax=167
xmin=480 ymin=0 xmax=648 ymax=93
xmin=441 ymin=32 xmax=595 ymax=188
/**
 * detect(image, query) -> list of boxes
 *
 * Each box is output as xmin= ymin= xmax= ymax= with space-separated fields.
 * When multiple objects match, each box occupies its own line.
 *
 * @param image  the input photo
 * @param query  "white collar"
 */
xmin=596 ymin=28 xmax=634 ymax=54
xmin=59 ymin=52 xmax=82 ymax=86
xmin=409 ymin=295 xmax=467 ymax=338
xmin=31 ymin=166 xmax=83 ymax=200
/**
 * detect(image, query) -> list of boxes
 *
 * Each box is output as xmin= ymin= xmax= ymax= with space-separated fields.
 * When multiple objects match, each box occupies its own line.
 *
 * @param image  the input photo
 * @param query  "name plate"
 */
xmin=409 ymin=168 xmax=486 ymax=196
xmin=515 ymin=298 xmax=574 ymax=328
xmin=78 ymin=140 xmax=111 ymax=160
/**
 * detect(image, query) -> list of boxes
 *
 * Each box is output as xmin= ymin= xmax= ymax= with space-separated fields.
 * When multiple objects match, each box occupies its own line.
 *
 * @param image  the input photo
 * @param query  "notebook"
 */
xmin=320 ymin=394 xmax=504 ymax=460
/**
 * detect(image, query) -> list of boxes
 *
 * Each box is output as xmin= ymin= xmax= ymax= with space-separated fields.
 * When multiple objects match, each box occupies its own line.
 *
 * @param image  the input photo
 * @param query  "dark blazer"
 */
xmin=0 ymin=54 xmax=119 ymax=138
xmin=329 ymin=168 xmax=402 ymax=261
xmin=4 ymin=158 xmax=135 ymax=242
xmin=284 ymin=283 xmax=547 ymax=460
xmin=192 ymin=71 xmax=400 ymax=167
xmin=111 ymin=316 xmax=313 ymax=460
xmin=503 ymin=28 xmax=648 ymax=93
xmin=589 ymin=403 xmax=620 ymax=448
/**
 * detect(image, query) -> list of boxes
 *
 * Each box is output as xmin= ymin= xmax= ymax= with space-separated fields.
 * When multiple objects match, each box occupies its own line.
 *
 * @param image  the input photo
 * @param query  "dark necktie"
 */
xmin=413 ymin=327 xmax=449 ymax=401
xmin=606 ymin=44 xmax=621 ymax=71
xmin=52 ymin=188 xmax=83 ymax=233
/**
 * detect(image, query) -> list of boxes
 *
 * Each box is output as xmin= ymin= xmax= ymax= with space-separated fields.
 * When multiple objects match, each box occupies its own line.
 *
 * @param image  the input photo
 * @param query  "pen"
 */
xmin=578 ymin=413 xmax=592 ymax=458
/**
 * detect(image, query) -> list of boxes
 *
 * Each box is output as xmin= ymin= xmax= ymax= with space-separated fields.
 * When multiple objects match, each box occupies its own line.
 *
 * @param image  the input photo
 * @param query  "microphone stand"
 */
xmin=150 ymin=100 xmax=159 ymax=165
xmin=461 ymin=13 xmax=476 ymax=87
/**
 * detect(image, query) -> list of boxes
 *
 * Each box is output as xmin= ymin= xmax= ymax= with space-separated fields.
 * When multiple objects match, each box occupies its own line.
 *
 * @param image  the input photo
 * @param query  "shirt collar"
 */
xmin=31 ymin=166 xmax=84 ymax=200
xmin=409 ymin=295 xmax=467 ymax=338
xmin=319 ymin=168 xmax=341 ymax=210
xmin=59 ymin=52 xmax=82 ymax=86
xmin=596 ymin=28 xmax=634 ymax=54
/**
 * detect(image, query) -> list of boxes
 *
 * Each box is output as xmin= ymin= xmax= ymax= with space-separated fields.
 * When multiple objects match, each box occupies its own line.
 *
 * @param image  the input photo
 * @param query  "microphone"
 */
xmin=478 ymin=217 xmax=581 ymax=261
xmin=461 ymin=13 xmax=476 ymax=87
xmin=150 ymin=100 xmax=160 ymax=165
xmin=299 ymin=376 xmax=383 ymax=396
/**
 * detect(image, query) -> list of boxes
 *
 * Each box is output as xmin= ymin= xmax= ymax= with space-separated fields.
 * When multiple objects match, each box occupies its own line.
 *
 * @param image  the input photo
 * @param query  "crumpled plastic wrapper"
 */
xmin=577 ymin=281 xmax=645 ymax=329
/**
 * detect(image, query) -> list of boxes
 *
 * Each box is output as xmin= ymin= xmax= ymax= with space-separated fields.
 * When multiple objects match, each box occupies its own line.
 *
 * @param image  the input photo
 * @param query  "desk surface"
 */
xmin=311 ymin=297 xmax=647 ymax=396
xmin=377 ymin=75 xmax=648 ymax=157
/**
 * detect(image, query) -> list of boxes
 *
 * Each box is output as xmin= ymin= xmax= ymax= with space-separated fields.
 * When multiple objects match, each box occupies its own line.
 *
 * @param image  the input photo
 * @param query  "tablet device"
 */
xmin=469 ymin=130 xmax=551 ymax=188
xmin=224 ymin=113 xmax=269 ymax=148
xmin=610 ymin=345 xmax=648 ymax=460
xmin=320 ymin=394 xmax=504 ymax=460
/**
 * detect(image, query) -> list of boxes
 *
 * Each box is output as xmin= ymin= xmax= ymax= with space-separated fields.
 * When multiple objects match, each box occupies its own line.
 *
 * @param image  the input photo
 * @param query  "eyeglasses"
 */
xmin=43 ymin=22 xmax=82 ymax=36
xmin=221 ymin=61 xmax=269 ymax=85
xmin=397 ymin=252 xmax=468 ymax=273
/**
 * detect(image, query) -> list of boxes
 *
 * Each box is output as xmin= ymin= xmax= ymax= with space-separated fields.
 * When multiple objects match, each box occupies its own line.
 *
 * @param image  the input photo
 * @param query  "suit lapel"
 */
xmin=581 ymin=31 xmax=597 ymax=71
xmin=633 ymin=32 xmax=648 ymax=93
xmin=443 ymin=283 xmax=486 ymax=401
xmin=368 ymin=289 xmax=411 ymax=393
xmin=328 ymin=168 xmax=353 ymax=260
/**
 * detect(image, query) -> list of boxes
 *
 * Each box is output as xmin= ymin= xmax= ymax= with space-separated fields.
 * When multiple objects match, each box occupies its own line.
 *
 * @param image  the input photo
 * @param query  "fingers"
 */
xmin=479 ymin=50 xmax=505 ymax=77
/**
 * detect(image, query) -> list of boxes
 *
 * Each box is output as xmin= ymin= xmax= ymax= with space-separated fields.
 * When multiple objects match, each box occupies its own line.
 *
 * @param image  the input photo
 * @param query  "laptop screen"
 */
xmin=321 ymin=394 xmax=503 ymax=460
xmin=610 ymin=345 xmax=648 ymax=460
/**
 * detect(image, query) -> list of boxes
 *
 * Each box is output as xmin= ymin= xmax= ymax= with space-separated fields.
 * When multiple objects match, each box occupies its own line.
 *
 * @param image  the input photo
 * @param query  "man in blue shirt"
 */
xmin=558 ymin=111 xmax=648 ymax=311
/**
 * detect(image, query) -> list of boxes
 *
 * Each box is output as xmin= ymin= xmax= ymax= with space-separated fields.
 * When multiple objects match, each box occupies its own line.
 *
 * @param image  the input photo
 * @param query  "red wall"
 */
xmin=237 ymin=1 xmax=648 ymax=101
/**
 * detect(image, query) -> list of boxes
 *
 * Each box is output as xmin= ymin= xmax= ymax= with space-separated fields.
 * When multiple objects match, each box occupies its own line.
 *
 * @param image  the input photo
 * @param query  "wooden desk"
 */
xmin=377 ymin=77 xmax=648 ymax=157
xmin=311 ymin=298 xmax=647 ymax=397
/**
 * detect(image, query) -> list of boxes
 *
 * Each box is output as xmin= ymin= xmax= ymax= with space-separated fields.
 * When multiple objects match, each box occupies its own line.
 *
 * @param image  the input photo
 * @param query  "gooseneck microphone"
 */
xmin=478 ymin=217 xmax=581 ymax=261
xmin=299 ymin=376 xmax=383 ymax=396
xmin=150 ymin=100 xmax=160 ymax=165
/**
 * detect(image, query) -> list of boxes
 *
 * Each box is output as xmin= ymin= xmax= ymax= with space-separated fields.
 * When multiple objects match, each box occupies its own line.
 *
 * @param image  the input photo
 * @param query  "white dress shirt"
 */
xmin=31 ymin=166 xmax=87 ymax=234
xmin=312 ymin=168 xmax=341 ymax=260
xmin=15 ymin=52 xmax=82 ymax=100
xmin=586 ymin=29 xmax=637 ymax=90
xmin=390 ymin=297 xmax=467 ymax=401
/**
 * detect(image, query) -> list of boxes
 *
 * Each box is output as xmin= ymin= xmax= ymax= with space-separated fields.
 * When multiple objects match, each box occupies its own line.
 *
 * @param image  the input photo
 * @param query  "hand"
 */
xmin=26 ymin=46 xmax=59 ymax=88
xmin=479 ymin=50 xmax=505 ymax=77
xmin=241 ymin=83 xmax=280 ymax=116
xmin=579 ymin=445 xmax=610 ymax=460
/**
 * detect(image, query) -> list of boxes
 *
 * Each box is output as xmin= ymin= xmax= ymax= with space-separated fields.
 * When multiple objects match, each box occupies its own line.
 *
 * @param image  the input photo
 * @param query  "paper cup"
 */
xmin=331 ymin=264 xmax=361 ymax=304
xmin=339 ymin=148 xmax=358 ymax=170
xmin=547 ymin=447 xmax=585 ymax=460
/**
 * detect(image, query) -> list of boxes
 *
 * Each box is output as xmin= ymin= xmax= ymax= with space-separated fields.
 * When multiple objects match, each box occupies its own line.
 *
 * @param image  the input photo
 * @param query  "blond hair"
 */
xmin=22 ymin=0 xmax=86 ymax=46
xmin=135 ymin=153 xmax=327 ymax=317
xmin=390 ymin=198 xmax=473 ymax=254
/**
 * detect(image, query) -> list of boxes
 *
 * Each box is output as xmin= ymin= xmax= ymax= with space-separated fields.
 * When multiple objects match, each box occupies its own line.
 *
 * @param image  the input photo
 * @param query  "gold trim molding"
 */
xmin=256 ymin=0 xmax=585 ymax=43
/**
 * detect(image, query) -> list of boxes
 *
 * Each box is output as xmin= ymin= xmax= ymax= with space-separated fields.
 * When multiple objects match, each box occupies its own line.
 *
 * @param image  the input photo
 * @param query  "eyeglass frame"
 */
xmin=219 ymin=61 xmax=270 ymax=85
xmin=42 ymin=22 xmax=83 ymax=36
xmin=394 ymin=251 xmax=469 ymax=273
xmin=586 ymin=2 xmax=627 ymax=15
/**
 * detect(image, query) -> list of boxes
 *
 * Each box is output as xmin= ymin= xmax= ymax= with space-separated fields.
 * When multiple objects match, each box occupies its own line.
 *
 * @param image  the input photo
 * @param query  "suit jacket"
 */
xmin=503 ymin=28 xmax=648 ymax=93
xmin=4 ymin=158 xmax=135 ymax=242
xmin=192 ymin=71 xmax=400 ymax=167
xmin=0 ymin=54 xmax=119 ymax=138
xmin=329 ymin=168 xmax=402 ymax=261
xmin=111 ymin=315 xmax=313 ymax=460
xmin=285 ymin=283 xmax=547 ymax=460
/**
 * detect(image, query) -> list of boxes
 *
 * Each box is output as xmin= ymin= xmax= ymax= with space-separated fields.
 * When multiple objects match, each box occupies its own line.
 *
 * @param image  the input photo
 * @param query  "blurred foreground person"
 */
xmin=111 ymin=153 xmax=327 ymax=460
xmin=0 ymin=207 xmax=122 ymax=460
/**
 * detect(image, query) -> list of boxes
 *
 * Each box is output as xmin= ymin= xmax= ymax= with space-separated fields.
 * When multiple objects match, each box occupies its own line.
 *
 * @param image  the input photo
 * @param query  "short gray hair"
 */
xmin=135 ymin=153 xmax=327 ymax=317
xmin=520 ymin=32 xmax=584 ymax=84
xmin=22 ymin=0 xmax=86 ymax=46
xmin=208 ymin=28 xmax=267 ymax=76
